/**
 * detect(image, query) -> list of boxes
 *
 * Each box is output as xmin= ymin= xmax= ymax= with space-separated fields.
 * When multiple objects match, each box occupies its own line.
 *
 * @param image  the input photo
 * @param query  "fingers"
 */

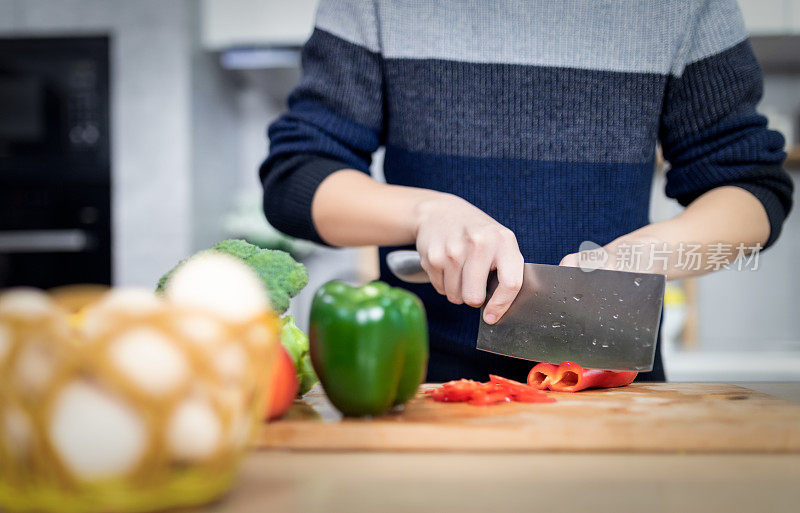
xmin=420 ymin=250 xmax=445 ymax=295
xmin=417 ymin=209 xmax=523 ymax=315
xmin=483 ymin=231 xmax=524 ymax=324
xmin=442 ymin=241 xmax=465 ymax=304
xmin=422 ymin=244 xmax=466 ymax=303
xmin=559 ymin=253 xmax=580 ymax=268
xmin=461 ymin=236 xmax=493 ymax=308
xmin=424 ymin=227 xmax=523 ymax=319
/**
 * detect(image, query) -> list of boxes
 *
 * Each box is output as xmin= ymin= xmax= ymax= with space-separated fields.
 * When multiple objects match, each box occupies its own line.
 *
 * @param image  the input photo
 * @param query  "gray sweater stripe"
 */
xmin=315 ymin=0 xmax=748 ymax=76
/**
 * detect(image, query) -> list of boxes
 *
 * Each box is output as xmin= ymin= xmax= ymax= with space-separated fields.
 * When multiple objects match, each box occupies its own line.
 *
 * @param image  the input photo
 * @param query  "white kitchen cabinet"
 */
xmin=793 ymin=0 xmax=800 ymax=31
xmin=738 ymin=0 xmax=799 ymax=34
xmin=201 ymin=0 xmax=318 ymax=49
xmin=739 ymin=0 xmax=791 ymax=34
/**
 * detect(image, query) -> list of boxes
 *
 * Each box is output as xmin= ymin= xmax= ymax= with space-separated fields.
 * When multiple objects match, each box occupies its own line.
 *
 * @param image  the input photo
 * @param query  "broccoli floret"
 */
xmin=243 ymin=249 xmax=308 ymax=313
xmin=211 ymin=239 xmax=259 ymax=260
xmin=156 ymin=239 xmax=308 ymax=314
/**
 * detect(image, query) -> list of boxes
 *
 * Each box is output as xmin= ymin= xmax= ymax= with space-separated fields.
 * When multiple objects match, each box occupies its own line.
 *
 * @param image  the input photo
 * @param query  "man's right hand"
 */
xmin=312 ymin=170 xmax=524 ymax=324
xmin=413 ymin=194 xmax=524 ymax=324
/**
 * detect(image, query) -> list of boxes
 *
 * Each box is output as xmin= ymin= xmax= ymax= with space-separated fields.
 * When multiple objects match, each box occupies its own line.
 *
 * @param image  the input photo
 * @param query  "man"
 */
xmin=260 ymin=0 xmax=793 ymax=382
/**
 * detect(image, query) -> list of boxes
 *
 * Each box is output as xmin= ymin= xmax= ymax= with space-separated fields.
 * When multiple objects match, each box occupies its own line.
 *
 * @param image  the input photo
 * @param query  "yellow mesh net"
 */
xmin=0 ymin=288 xmax=278 ymax=513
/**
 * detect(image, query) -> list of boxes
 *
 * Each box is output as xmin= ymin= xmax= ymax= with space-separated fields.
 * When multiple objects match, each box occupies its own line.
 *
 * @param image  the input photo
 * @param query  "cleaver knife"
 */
xmin=386 ymin=250 xmax=665 ymax=371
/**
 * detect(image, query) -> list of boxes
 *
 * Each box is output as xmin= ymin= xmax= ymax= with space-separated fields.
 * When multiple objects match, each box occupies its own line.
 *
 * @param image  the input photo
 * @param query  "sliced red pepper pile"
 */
xmin=527 ymin=361 xmax=637 ymax=392
xmin=425 ymin=375 xmax=556 ymax=406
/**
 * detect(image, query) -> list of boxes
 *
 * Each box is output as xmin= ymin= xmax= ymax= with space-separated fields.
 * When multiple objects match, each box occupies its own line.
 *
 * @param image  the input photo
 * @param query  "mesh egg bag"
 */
xmin=0 ymin=254 xmax=279 ymax=513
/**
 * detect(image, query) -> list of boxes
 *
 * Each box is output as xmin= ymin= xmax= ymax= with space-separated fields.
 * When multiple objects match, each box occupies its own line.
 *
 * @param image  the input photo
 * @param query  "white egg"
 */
xmin=82 ymin=289 xmax=162 ymax=338
xmin=166 ymin=395 xmax=221 ymax=461
xmin=95 ymin=288 xmax=162 ymax=314
xmin=50 ymin=381 xmax=146 ymax=480
xmin=173 ymin=314 xmax=224 ymax=349
xmin=0 ymin=323 xmax=11 ymax=364
xmin=109 ymin=328 xmax=189 ymax=396
xmin=165 ymin=253 xmax=268 ymax=322
xmin=0 ymin=288 xmax=55 ymax=319
xmin=214 ymin=344 xmax=247 ymax=382
xmin=14 ymin=338 xmax=56 ymax=395
xmin=2 ymin=405 xmax=32 ymax=458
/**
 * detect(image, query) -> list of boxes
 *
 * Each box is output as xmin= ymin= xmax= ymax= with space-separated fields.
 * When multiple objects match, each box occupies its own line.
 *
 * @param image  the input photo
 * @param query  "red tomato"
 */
xmin=265 ymin=345 xmax=300 ymax=421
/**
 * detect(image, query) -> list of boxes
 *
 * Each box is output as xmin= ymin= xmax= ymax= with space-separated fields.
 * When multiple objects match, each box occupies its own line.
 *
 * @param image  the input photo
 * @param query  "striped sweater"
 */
xmin=261 ymin=0 xmax=793 ymax=382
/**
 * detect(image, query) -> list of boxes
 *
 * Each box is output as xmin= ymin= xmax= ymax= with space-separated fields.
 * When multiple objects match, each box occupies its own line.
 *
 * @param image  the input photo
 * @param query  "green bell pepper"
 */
xmin=309 ymin=281 xmax=428 ymax=416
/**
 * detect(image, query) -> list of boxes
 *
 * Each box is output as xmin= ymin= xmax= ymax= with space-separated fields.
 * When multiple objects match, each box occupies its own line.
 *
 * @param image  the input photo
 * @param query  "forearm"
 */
xmin=313 ymin=169 xmax=525 ymax=322
xmin=311 ymin=169 xmax=443 ymax=247
xmin=606 ymin=186 xmax=770 ymax=279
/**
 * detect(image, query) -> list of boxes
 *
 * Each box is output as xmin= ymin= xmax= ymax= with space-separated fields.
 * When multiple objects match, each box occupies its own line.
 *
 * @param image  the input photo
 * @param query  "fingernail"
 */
xmin=484 ymin=313 xmax=497 ymax=324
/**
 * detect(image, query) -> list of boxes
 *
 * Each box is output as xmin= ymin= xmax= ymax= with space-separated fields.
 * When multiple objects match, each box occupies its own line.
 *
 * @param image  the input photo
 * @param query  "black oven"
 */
xmin=0 ymin=36 xmax=111 ymax=288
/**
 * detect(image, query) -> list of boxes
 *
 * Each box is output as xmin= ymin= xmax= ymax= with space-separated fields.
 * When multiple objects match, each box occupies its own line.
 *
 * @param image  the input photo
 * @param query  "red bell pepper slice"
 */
xmin=489 ymin=375 xmax=553 ymax=402
xmin=467 ymin=390 xmax=512 ymax=406
xmin=489 ymin=374 xmax=531 ymax=394
xmin=528 ymin=361 xmax=637 ymax=392
xmin=426 ymin=387 xmax=449 ymax=401
xmin=426 ymin=379 xmax=486 ymax=402
xmin=441 ymin=380 xmax=477 ymax=401
xmin=427 ymin=375 xmax=556 ymax=406
xmin=526 ymin=363 xmax=559 ymax=390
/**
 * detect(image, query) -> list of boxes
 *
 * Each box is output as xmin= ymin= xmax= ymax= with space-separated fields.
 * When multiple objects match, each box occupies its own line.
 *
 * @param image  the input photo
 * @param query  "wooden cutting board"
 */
xmin=258 ymin=383 xmax=800 ymax=452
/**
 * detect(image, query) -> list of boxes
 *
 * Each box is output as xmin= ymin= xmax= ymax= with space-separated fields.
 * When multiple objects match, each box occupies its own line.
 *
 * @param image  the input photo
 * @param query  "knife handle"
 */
xmin=386 ymin=250 xmax=430 ymax=283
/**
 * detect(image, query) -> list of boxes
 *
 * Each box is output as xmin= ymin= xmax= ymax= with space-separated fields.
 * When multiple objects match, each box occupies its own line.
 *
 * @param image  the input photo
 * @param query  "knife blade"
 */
xmin=386 ymin=250 xmax=665 ymax=371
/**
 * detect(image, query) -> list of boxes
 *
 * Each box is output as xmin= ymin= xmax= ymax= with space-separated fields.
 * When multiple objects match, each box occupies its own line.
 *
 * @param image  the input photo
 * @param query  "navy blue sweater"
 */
xmin=261 ymin=0 xmax=793 ymax=382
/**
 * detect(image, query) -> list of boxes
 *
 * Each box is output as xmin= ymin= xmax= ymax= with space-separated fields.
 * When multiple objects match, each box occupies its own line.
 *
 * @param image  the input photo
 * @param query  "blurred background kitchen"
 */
xmin=0 ymin=0 xmax=798 ymax=381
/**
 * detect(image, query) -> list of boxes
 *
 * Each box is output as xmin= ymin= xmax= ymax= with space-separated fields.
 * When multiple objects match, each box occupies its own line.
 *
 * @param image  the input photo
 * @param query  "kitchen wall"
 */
xmin=190 ymin=42 xmax=243 ymax=251
xmin=0 ymin=0 xmax=246 ymax=287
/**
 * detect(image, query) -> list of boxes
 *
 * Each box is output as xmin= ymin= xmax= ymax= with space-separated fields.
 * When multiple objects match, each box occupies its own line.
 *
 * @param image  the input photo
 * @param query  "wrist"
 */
xmin=410 ymin=191 xmax=457 ymax=240
xmin=603 ymin=227 xmax=675 ymax=277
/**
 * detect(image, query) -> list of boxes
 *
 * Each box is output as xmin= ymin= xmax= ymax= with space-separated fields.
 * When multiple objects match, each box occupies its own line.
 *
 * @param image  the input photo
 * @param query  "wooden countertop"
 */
xmin=195 ymin=383 xmax=800 ymax=513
